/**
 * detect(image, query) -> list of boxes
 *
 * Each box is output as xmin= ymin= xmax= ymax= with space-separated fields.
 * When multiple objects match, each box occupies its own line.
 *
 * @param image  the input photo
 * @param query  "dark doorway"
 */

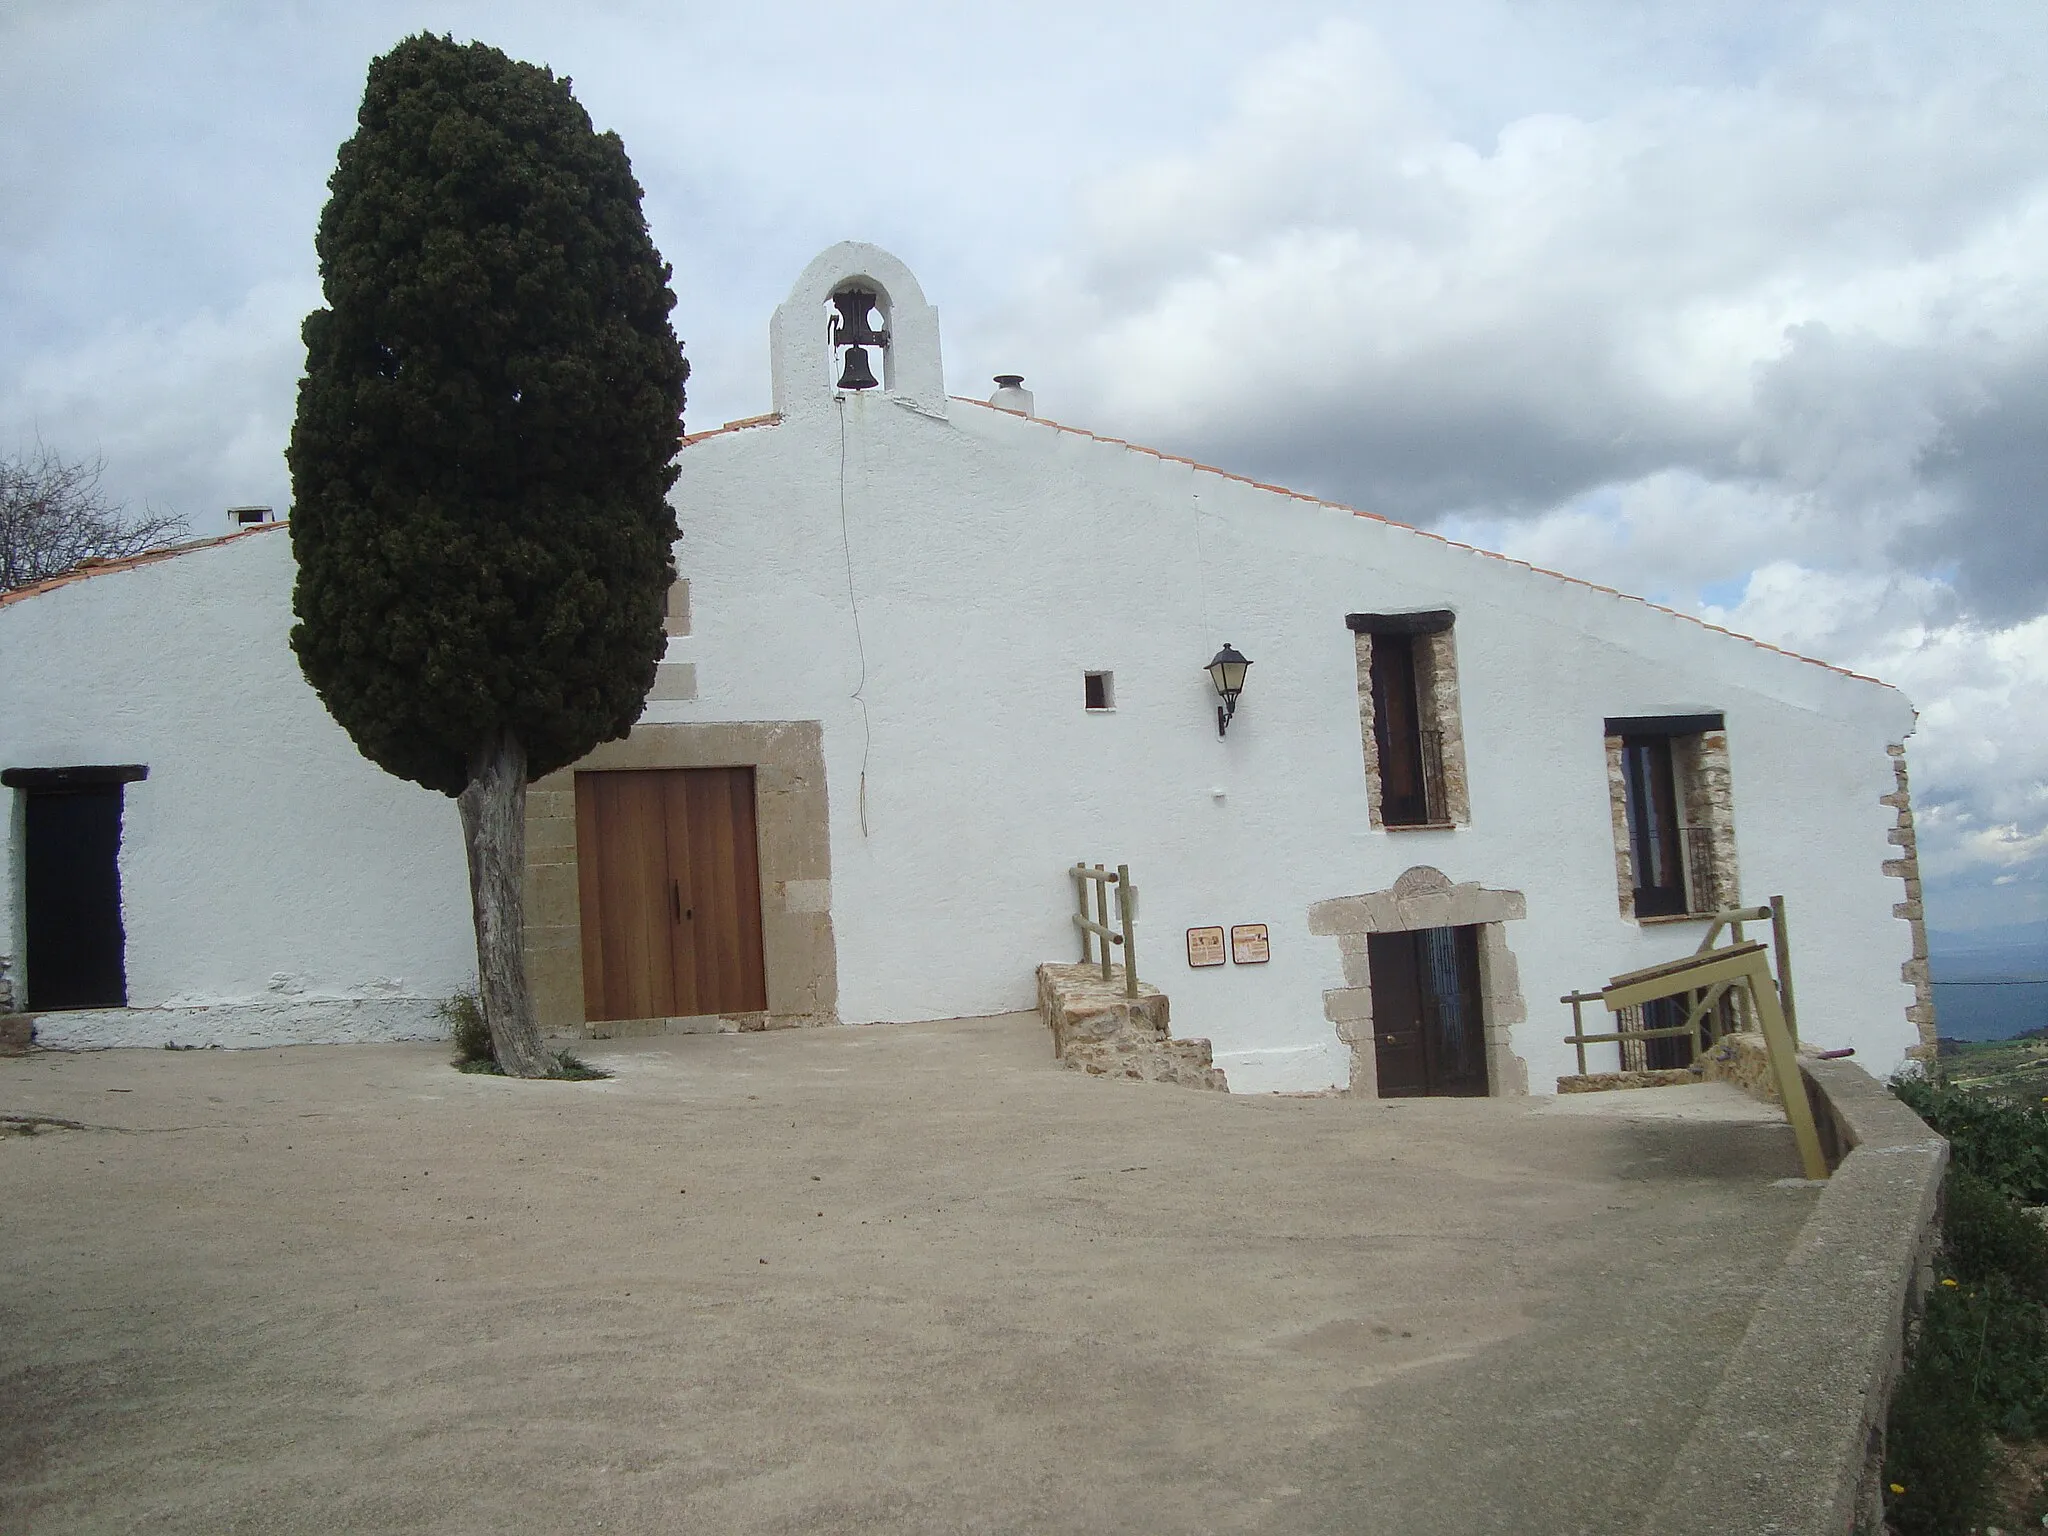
xmin=1637 ymin=996 xmax=1696 ymax=1071
xmin=22 ymin=784 xmax=129 ymax=1010
xmin=1368 ymin=925 xmax=1489 ymax=1096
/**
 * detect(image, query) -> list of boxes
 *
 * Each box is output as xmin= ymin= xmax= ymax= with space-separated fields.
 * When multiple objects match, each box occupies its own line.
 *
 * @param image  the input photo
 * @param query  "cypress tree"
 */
xmin=288 ymin=34 xmax=687 ymax=1077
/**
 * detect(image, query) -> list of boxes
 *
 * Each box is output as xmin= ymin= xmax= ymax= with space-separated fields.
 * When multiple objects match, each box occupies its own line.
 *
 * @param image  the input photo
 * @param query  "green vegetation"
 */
xmin=1886 ymin=1074 xmax=2048 ymax=1534
xmin=441 ymin=991 xmax=608 ymax=1081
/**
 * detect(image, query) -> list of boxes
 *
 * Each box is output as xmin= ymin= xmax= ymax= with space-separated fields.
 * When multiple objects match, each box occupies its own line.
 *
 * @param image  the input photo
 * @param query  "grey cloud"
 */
xmin=1909 ymin=361 xmax=2048 ymax=623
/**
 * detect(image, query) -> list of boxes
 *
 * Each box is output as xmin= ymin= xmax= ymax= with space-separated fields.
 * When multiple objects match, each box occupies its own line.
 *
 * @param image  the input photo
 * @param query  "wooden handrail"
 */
xmin=1070 ymin=861 xmax=1139 ymax=997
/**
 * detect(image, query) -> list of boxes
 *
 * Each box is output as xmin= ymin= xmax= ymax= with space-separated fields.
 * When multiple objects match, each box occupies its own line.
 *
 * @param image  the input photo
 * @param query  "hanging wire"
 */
xmin=837 ymin=395 xmax=872 ymax=836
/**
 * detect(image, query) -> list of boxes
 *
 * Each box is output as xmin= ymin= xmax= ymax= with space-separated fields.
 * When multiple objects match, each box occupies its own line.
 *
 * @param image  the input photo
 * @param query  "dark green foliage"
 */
xmin=1885 ymin=1079 xmax=2048 ymax=1531
xmin=442 ymin=990 xmax=608 ymax=1079
xmin=1948 ymin=1165 xmax=2048 ymax=1302
xmin=1893 ymin=1073 xmax=2048 ymax=1203
xmin=443 ymin=989 xmax=494 ymax=1065
xmin=548 ymin=1049 xmax=608 ymax=1081
xmin=288 ymin=34 xmax=687 ymax=795
xmin=1885 ymin=1298 xmax=1996 ymax=1536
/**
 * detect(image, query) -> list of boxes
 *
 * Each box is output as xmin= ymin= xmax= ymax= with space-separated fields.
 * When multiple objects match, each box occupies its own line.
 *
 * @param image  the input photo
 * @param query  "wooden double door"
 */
xmin=575 ymin=767 xmax=767 ymax=1022
xmin=1367 ymin=925 xmax=1489 ymax=1097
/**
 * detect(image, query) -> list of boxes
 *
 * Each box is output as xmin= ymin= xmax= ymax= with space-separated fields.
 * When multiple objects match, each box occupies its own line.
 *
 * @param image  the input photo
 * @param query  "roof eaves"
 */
xmin=0 ymin=520 xmax=290 ymax=611
xmin=682 ymin=412 xmax=783 ymax=447
xmin=949 ymin=396 xmax=1894 ymax=693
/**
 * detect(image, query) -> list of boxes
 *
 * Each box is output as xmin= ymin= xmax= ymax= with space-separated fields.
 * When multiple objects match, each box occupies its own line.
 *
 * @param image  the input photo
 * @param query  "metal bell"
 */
xmin=830 ymin=287 xmax=885 ymax=391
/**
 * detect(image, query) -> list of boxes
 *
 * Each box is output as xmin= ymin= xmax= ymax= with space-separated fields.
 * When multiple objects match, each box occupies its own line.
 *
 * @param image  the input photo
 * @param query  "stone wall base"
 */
xmin=1700 ymin=1030 xmax=1785 ymax=1103
xmin=1036 ymin=963 xmax=1228 ymax=1091
xmin=1556 ymin=1067 xmax=1704 ymax=1093
xmin=23 ymin=997 xmax=450 ymax=1050
xmin=579 ymin=1010 xmax=835 ymax=1039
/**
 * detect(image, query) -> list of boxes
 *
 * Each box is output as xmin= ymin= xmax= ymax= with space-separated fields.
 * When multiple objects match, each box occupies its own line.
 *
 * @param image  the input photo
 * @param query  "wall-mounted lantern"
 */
xmin=1207 ymin=643 xmax=1252 ymax=737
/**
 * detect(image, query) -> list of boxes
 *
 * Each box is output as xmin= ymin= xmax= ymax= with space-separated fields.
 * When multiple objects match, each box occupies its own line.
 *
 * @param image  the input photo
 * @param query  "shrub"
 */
xmin=442 ymin=990 xmax=495 ymax=1067
xmin=1886 ymin=1301 xmax=1996 ymax=1536
xmin=1947 ymin=1164 xmax=2048 ymax=1304
xmin=1893 ymin=1074 xmax=2048 ymax=1204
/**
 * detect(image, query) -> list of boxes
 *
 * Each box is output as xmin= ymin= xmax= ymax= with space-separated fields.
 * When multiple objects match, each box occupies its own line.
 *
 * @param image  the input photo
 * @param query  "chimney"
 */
xmin=990 ymin=374 xmax=1034 ymax=417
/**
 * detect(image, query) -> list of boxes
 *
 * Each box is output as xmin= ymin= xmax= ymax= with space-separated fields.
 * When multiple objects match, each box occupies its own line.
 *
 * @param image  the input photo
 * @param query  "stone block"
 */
xmin=532 ymin=965 xmax=586 ymax=1033
xmin=527 ymin=814 xmax=577 ymax=857
xmin=525 ymin=861 xmax=582 ymax=928
xmin=781 ymin=877 xmax=831 ymax=914
xmin=647 ymin=662 xmax=698 ymax=702
xmin=1391 ymin=892 xmax=1457 ymax=931
xmin=1322 ymin=986 xmax=1373 ymax=1024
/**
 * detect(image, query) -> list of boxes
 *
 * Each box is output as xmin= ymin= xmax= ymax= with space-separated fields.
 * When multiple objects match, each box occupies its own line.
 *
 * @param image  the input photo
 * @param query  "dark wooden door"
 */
xmin=576 ymin=767 xmax=767 ymax=1022
xmin=24 ymin=786 xmax=127 ymax=1011
xmin=24 ymin=787 xmax=127 ymax=1010
xmin=1367 ymin=931 xmax=1429 ymax=1094
xmin=1368 ymin=925 xmax=1488 ymax=1097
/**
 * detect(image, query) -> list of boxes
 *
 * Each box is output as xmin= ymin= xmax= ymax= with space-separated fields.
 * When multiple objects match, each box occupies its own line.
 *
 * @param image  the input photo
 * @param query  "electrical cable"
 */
xmin=836 ymin=395 xmax=872 ymax=836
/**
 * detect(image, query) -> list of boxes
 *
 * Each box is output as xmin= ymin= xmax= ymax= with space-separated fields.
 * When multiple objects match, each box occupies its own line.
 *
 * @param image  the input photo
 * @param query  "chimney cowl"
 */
xmin=989 ymin=375 xmax=1034 ymax=417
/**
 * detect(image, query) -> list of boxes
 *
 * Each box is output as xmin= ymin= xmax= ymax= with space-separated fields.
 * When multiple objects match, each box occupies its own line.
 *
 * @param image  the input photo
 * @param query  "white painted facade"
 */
xmin=0 ymin=527 xmax=475 ymax=1047
xmin=0 ymin=242 xmax=1924 ymax=1090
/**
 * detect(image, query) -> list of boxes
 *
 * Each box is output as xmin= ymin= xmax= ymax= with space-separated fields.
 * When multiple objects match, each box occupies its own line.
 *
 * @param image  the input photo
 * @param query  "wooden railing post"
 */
xmin=1116 ymin=864 xmax=1137 ymax=998
xmin=1094 ymin=864 xmax=1113 ymax=984
xmin=1074 ymin=860 xmax=1093 ymax=965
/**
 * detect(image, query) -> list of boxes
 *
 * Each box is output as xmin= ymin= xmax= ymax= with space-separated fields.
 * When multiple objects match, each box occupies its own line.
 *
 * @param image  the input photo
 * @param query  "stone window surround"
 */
xmin=522 ymin=720 xmax=837 ymax=1038
xmin=1603 ymin=717 xmax=1740 ymax=924
xmin=1307 ymin=865 xmax=1529 ymax=1099
xmin=1346 ymin=612 xmax=1472 ymax=831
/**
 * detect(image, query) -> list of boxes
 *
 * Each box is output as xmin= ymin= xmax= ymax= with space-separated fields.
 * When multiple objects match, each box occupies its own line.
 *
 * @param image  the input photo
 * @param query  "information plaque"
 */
xmin=1231 ymin=924 xmax=1271 ymax=965
xmin=1186 ymin=926 xmax=1225 ymax=968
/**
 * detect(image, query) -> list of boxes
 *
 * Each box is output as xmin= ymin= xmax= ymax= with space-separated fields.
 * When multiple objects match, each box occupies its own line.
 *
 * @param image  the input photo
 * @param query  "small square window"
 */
xmin=1084 ymin=671 xmax=1114 ymax=711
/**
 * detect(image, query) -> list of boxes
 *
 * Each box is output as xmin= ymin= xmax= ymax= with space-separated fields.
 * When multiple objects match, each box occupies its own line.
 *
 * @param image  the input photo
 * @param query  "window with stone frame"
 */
xmin=1347 ymin=612 xmax=1470 ymax=829
xmin=1603 ymin=714 xmax=1739 ymax=921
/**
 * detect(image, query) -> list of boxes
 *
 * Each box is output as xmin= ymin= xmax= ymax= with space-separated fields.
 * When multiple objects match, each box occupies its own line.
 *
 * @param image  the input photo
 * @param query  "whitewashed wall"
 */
xmin=658 ymin=243 xmax=1921 ymax=1092
xmin=0 ymin=243 xmax=1922 ymax=1086
xmin=0 ymin=528 xmax=475 ymax=1046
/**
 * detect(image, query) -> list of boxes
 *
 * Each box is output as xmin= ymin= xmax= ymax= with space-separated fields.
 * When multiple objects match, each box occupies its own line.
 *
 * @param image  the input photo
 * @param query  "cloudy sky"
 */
xmin=6 ymin=1 xmax=2046 ymax=941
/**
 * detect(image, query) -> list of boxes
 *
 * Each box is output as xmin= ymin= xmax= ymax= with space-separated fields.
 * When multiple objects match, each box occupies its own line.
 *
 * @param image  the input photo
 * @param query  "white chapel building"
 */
xmin=0 ymin=243 xmax=1935 ymax=1094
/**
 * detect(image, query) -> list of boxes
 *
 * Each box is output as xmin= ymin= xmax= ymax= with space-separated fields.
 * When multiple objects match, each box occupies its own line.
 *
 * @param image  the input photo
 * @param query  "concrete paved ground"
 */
xmin=1 ymin=1015 xmax=1816 ymax=1534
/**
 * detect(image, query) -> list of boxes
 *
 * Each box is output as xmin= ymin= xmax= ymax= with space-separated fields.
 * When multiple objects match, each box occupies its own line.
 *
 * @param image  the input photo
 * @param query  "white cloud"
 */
xmin=7 ymin=2 xmax=2048 ymax=933
xmin=2 ymin=278 xmax=312 ymax=528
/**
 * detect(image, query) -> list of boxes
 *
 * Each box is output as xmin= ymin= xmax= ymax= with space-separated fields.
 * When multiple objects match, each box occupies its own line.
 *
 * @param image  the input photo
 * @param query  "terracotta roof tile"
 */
xmin=950 ymin=396 xmax=1894 ymax=692
xmin=682 ymin=412 xmax=783 ymax=447
xmin=0 ymin=521 xmax=289 ymax=611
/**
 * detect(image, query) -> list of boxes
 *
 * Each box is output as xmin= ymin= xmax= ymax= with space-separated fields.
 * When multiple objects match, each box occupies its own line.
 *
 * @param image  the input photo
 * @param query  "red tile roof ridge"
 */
xmin=682 ymin=412 xmax=783 ymax=446
xmin=950 ymin=395 xmax=1894 ymax=693
xmin=0 ymin=521 xmax=289 ymax=611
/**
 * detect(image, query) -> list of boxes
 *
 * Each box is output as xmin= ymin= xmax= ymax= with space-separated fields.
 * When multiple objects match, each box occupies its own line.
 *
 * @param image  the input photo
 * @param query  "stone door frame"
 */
xmin=522 ymin=720 xmax=837 ymax=1036
xmin=1308 ymin=865 xmax=1530 ymax=1098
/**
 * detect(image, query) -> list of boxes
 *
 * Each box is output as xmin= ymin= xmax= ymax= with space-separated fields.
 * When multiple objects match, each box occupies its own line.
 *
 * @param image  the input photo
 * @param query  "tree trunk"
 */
xmin=456 ymin=729 xmax=552 ymax=1078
